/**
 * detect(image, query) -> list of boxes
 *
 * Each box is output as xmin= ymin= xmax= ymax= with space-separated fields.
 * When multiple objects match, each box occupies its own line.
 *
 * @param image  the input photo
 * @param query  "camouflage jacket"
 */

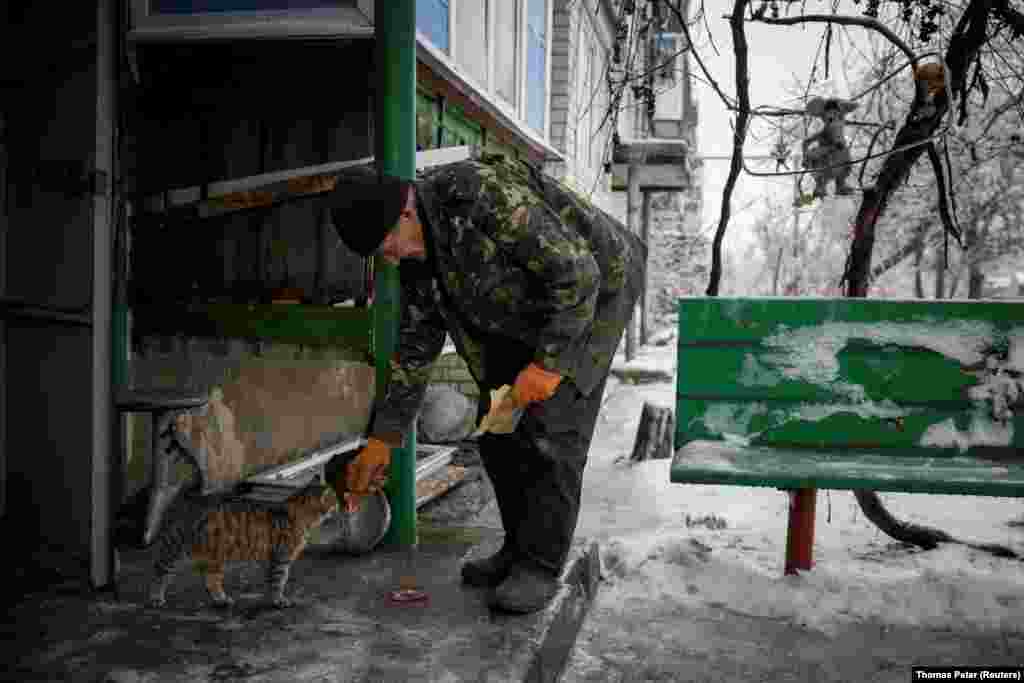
xmin=370 ymin=156 xmax=646 ymax=445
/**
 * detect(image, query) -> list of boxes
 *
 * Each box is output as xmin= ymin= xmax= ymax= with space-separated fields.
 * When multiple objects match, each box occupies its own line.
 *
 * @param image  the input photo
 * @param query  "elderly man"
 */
xmin=327 ymin=155 xmax=645 ymax=613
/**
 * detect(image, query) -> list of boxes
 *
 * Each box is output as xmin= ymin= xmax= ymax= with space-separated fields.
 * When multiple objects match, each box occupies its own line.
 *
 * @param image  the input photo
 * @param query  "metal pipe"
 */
xmin=375 ymin=0 xmax=417 ymax=548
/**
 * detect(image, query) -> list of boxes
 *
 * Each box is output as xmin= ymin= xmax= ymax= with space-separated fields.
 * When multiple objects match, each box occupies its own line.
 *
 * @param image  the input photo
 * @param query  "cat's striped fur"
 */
xmin=147 ymin=481 xmax=338 ymax=609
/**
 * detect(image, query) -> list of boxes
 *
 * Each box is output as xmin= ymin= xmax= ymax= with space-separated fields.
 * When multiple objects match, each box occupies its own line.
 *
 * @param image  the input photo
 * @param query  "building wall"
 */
xmin=546 ymin=0 xmax=618 ymax=218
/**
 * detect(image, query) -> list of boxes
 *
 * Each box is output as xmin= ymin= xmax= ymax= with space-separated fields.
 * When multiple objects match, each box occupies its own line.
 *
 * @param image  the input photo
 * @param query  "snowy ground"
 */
xmin=491 ymin=334 xmax=1024 ymax=681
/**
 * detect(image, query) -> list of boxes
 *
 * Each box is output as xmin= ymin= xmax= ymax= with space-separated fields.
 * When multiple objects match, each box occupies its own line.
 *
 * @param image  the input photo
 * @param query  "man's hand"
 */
xmin=341 ymin=438 xmax=393 ymax=511
xmin=340 ymin=467 xmax=390 ymax=513
xmin=512 ymin=363 xmax=562 ymax=404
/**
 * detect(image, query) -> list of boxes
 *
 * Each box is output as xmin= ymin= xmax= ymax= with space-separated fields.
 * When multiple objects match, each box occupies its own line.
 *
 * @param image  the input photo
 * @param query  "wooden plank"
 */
xmin=131 ymin=303 xmax=372 ymax=354
xmin=415 ymin=464 xmax=469 ymax=509
xmin=139 ymin=146 xmax=477 ymax=220
xmin=678 ymin=343 xmax=980 ymax=404
xmin=677 ymin=296 xmax=1024 ymax=343
xmin=670 ymin=440 xmax=1024 ymax=497
xmin=675 ymin=398 xmax=1016 ymax=454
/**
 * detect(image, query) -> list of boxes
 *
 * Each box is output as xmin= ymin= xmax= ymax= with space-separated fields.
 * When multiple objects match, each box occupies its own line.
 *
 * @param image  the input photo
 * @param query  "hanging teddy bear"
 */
xmin=802 ymin=96 xmax=858 ymax=198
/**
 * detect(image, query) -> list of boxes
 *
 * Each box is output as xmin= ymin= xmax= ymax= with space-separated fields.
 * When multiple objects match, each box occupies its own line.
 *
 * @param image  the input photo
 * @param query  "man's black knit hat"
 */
xmin=327 ymin=173 xmax=410 ymax=257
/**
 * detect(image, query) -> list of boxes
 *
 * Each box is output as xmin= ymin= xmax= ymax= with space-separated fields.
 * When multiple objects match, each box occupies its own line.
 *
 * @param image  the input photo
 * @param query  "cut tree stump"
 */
xmin=630 ymin=402 xmax=675 ymax=462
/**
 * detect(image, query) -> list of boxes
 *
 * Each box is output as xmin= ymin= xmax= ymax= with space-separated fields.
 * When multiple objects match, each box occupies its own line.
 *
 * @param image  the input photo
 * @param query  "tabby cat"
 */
xmin=147 ymin=480 xmax=338 ymax=609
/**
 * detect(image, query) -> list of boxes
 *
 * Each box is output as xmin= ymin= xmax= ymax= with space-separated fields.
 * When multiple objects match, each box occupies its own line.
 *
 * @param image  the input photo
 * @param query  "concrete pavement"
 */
xmin=4 ymin=523 xmax=600 ymax=683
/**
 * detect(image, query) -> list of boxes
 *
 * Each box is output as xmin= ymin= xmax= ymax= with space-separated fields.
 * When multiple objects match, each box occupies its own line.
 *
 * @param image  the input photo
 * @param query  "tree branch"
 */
xmin=707 ymin=0 xmax=752 ymax=297
xmin=667 ymin=2 xmax=735 ymax=110
xmin=926 ymin=141 xmax=962 ymax=246
xmin=749 ymin=13 xmax=917 ymax=65
xmin=843 ymin=0 xmax=997 ymax=297
xmin=994 ymin=0 xmax=1024 ymax=38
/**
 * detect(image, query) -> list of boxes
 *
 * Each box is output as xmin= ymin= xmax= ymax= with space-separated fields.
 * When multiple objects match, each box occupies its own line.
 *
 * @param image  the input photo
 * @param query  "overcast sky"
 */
xmin=693 ymin=15 xmax=859 ymax=248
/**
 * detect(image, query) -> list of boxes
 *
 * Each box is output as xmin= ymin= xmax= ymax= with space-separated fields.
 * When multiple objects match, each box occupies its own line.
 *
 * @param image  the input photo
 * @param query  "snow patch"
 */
xmin=763 ymin=319 xmax=996 ymax=386
xmin=918 ymin=415 xmax=1014 ymax=451
xmin=738 ymin=352 xmax=781 ymax=387
xmin=700 ymin=402 xmax=767 ymax=440
xmin=791 ymin=398 xmax=908 ymax=423
xmin=1009 ymin=331 xmax=1024 ymax=372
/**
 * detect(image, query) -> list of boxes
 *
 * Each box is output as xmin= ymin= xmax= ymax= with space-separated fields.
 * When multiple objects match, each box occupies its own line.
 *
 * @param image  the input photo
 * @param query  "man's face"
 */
xmin=377 ymin=224 xmax=402 ymax=265
xmin=376 ymin=187 xmax=424 ymax=265
xmin=377 ymin=212 xmax=423 ymax=265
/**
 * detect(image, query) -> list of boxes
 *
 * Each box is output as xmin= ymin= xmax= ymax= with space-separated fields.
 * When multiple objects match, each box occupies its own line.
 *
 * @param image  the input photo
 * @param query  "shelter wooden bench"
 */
xmin=113 ymin=391 xmax=460 ymax=551
xmin=670 ymin=297 xmax=1024 ymax=574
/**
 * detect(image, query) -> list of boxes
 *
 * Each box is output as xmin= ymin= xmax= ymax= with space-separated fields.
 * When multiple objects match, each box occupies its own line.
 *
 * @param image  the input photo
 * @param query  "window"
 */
xmin=653 ymin=33 xmax=685 ymax=120
xmin=456 ymin=0 xmax=488 ymax=86
xmin=655 ymin=33 xmax=685 ymax=83
xmin=416 ymin=0 xmax=551 ymax=146
xmin=417 ymin=0 xmax=450 ymax=52
xmin=493 ymin=0 xmax=520 ymax=106
xmin=525 ymin=0 xmax=547 ymax=133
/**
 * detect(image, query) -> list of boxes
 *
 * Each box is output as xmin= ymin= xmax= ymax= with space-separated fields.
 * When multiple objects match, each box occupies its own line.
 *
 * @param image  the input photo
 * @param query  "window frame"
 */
xmin=418 ymin=0 xmax=552 ymax=143
xmin=417 ymin=0 xmax=451 ymax=54
xmin=654 ymin=32 xmax=686 ymax=84
xmin=523 ymin=0 xmax=549 ymax=136
xmin=492 ymin=0 xmax=522 ymax=109
xmin=452 ymin=0 xmax=489 ymax=89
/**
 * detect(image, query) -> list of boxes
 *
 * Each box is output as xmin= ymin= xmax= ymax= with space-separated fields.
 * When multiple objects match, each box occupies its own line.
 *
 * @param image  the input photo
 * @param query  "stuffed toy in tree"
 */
xmin=802 ymin=96 xmax=858 ymax=198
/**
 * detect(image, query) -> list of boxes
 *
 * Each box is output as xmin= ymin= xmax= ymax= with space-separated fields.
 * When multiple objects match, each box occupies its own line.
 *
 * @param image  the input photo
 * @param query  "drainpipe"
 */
xmin=375 ymin=0 xmax=417 ymax=548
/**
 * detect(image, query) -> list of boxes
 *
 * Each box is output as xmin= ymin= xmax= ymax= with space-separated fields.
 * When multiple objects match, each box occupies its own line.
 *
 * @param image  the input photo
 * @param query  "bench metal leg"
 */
xmin=142 ymin=409 xmax=204 ymax=547
xmin=784 ymin=488 xmax=816 ymax=575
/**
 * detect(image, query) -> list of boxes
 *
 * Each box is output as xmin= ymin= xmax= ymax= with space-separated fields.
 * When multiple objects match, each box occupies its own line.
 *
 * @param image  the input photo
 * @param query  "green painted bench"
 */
xmin=671 ymin=297 xmax=1024 ymax=574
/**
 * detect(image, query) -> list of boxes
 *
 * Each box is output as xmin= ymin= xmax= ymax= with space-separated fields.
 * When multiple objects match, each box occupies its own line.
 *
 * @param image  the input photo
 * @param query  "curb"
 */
xmin=522 ymin=540 xmax=602 ymax=683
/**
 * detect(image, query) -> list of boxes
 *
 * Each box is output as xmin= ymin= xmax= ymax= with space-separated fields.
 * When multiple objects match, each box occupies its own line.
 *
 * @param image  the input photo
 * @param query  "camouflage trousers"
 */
xmin=477 ymin=347 xmax=612 ymax=575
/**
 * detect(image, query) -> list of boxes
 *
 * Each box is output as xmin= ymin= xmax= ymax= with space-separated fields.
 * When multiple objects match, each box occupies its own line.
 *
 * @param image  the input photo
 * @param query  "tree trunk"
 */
xmin=845 ymin=1 xmax=1000 ymax=548
xmin=966 ymin=218 xmax=986 ymax=299
xmin=968 ymin=263 xmax=985 ymax=299
xmin=772 ymin=246 xmax=784 ymax=295
xmin=934 ymin=250 xmax=946 ymax=299
xmin=630 ymin=402 xmax=675 ymax=462
xmin=914 ymin=239 xmax=925 ymax=299
xmin=853 ymin=490 xmax=955 ymax=550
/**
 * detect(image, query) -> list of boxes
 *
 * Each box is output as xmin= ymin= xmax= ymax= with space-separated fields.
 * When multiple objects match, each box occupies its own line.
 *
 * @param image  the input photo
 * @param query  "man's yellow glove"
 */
xmin=512 ymin=362 xmax=563 ymax=405
xmin=339 ymin=437 xmax=393 ymax=512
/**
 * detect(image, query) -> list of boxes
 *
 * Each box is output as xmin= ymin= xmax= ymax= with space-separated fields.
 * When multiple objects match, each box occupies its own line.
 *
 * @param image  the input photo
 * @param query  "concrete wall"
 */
xmin=129 ymin=337 xmax=374 ymax=491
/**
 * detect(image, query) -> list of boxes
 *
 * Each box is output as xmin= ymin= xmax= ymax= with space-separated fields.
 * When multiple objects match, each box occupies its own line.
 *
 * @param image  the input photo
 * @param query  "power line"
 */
xmin=696 ymin=153 xmax=791 ymax=160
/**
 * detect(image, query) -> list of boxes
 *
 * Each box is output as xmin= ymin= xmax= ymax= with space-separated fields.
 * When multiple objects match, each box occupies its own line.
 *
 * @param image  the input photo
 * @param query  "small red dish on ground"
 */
xmin=386 ymin=589 xmax=429 ymax=606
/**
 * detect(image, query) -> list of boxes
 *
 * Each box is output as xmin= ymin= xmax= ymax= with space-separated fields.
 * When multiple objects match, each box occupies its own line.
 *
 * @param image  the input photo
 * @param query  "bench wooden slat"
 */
xmin=671 ymin=440 xmax=1024 ymax=497
xmin=678 ymin=342 xmax=979 ymax=404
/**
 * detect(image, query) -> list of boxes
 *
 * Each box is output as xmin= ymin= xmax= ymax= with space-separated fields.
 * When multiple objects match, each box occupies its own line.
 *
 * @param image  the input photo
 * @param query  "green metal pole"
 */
xmin=375 ymin=0 xmax=417 ymax=548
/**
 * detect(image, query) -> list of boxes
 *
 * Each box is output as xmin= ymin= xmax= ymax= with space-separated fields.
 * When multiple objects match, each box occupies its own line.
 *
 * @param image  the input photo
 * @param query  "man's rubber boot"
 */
xmin=461 ymin=544 xmax=517 ymax=588
xmin=489 ymin=562 xmax=560 ymax=614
